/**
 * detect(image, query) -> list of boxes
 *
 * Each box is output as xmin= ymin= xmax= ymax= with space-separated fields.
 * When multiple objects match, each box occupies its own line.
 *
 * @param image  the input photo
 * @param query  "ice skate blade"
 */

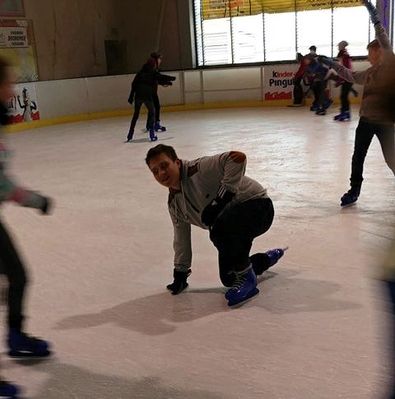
xmin=227 ymin=288 xmax=259 ymax=308
xmin=340 ymin=201 xmax=357 ymax=208
xmin=8 ymin=350 xmax=51 ymax=359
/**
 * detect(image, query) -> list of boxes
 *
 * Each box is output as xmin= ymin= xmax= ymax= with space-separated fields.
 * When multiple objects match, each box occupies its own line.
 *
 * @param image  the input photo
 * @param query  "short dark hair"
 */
xmin=150 ymin=52 xmax=162 ymax=60
xmin=367 ymin=39 xmax=380 ymax=50
xmin=0 ymin=56 xmax=10 ymax=85
xmin=145 ymin=144 xmax=178 ymax=166
xmin=309 ymin=45 xmax=316 ymax=52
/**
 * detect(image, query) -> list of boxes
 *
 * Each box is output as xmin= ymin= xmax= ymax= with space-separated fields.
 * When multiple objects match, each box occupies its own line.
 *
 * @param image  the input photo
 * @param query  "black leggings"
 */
xmin=293 ymin=78 xmax=303 ymax=105
xmin=340 ymin=82 xmax=353 ymax=113
xmin=0 ymin=220 xmax=28 ymax=331
xmin=312 ymin=80 xmax=327 ymax=108
xmin=128 ymin=98 xmax=155 ymax=140
xmin=350 ymin=119 xmax=395 ymax=189
xmin=153 ymin=93 xmax=160 ymax=123
xmin=146 ymin=93 xmax=161 ymax=129
xmin=209 ymin=198 xmax=274 ymax=286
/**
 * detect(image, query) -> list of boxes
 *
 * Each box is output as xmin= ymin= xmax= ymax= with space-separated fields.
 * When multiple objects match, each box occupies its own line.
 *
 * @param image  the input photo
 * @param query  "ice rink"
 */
xmin=1 ymin=105 xmax=394 ymax=398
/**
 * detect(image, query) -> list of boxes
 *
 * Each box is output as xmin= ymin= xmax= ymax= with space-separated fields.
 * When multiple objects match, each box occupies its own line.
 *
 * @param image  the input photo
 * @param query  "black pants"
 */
xmin=385 ymin=280 xmax=395 ymax=399
xmin=128 ymin=98 xmax=155 ymax=140
xmin=146 ymin=93 xmax=160 ymax=130
xmin=209 ymin=197 xmax=274 ymax=287
xmin=340 ymin=82 xmax=353 ymax=113
xmin=146 ymin=93 xmax=161 ymax=128
xmin=153 ymin=93 xmax=160 ymax=123
xmin=293 ymin=78 xmax=303 ymax=105
xmin=350 ymin=119 xmax=395 ymax=190
xmin=0 ymin=220 xmax=28 ymax=332
xmin=312 ymin=80 xmax=327 ymax=108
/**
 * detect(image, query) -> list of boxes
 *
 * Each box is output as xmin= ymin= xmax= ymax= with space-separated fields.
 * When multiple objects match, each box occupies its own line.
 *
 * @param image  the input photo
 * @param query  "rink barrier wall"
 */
xmin=6 ymin=62 xmax=368 ymax=133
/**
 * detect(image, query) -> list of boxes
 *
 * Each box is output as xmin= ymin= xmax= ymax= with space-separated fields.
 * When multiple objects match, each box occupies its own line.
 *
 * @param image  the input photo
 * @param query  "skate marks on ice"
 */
xmin=254 ymin=268 xmax=362 ymax=314
xmin=54 ymin=274 xmax=278 ymax=336
xmin=54 ymin=270 xmax=359 ymax=334
xmin=19 ymin=361 xmax=225 ymax=399
xmin=54 ymin=291 xmax=229 ymax=336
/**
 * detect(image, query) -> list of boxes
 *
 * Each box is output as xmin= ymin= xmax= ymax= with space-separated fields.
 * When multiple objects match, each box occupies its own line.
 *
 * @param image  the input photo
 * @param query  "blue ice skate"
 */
xmin=340 ymin=188 xmax=359 ymax=207
xmin=250 ymin=247 xmax=288 ymax=276
xmin=225 ymin=268 xmax=259 ymax=307
xmin=338 ymin=111 xmax=350 ymax=121
xmin=149 ymin=129 xmax=158 ymax=142
xmin=0 ymin=381 xmax=20 ymax=399
xmin=265 ymin=247 xmax=287 ymax=267
xmin=315 ymin=107 xmax=326 ymax=116
xmin=8 ymin=329 xmax=51 ymax=358
xmin=154 ymin=122 xmax=167 ymax=132
xmin=334 ymin=113 xmax=342 ymax=121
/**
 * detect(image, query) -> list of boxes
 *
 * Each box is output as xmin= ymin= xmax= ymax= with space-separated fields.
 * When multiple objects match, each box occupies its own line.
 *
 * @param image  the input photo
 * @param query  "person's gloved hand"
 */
xmin=362 ymin=0 xmax=380 ymax=25
xmin=20 ymin=191 xmax=53 ymax=215
xmin=39 ymin=196 xmax=52 ymax=215
xmin=201 ymin=188 xmax=235 ymax=227
xmin=166 ymin=269 xmax=191 ymax=295
xmin=318 ymin=55 xmax=334 ymax=67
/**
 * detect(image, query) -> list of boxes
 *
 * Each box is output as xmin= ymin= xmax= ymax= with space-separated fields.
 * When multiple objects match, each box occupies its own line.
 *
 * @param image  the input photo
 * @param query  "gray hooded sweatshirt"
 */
xmin=168 ymin=151 xmax=268 ymax=272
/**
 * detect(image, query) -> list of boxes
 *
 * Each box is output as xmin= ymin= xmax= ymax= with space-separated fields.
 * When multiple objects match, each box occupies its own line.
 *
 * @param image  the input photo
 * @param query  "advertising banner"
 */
xmin=7 ymin=82 xmax=40 ymax=123
xmin=0 ymin=19 xmax=38 ymax=82
xmin=202 ymin=0 xmax=360 ymax=19
xmin=263 ymin=64 xmax=298 ymax=101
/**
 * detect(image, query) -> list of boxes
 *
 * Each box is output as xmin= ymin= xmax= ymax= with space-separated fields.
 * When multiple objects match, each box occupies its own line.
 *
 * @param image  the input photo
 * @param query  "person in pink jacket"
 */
xmin=334 ymin=41 xmax=354 ymax=121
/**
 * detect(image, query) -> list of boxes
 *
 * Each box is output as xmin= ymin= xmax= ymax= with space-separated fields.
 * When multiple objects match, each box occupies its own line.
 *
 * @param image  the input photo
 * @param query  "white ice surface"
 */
xmin=0 ymin=106 xmax=394 ymax=399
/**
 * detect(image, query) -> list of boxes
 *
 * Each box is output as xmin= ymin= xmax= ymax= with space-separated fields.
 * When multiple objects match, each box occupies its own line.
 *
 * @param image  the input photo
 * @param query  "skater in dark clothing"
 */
xmin=126 ymin=62 xmax=158 ymax=142
xmin=145 ymin=52 xmax=176 ymax=133
xmin=305 ymin=55 xmax=332 ymax=115
xmin=319 ymin=0 xmax=395 ymax=207
xmin=0 ymin=56 xmax=53 ymax=398
xmin=145 ymin=144 xmax=286 ymax=307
